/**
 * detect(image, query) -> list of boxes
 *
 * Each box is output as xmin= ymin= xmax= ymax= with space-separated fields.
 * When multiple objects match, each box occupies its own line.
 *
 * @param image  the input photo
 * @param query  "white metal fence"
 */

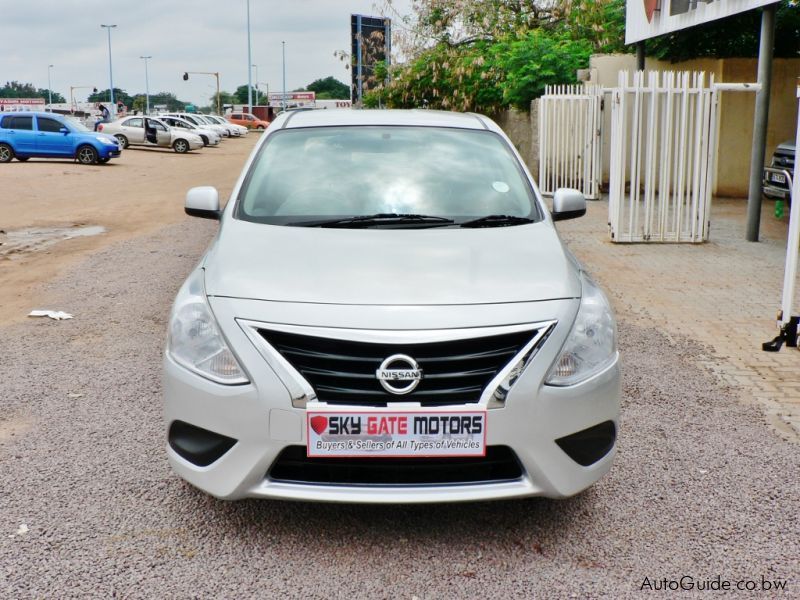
xmin=608 ymin=71 xmax=719 ymax=243
xmin=538 ymin=85 xmax=603 ymax=200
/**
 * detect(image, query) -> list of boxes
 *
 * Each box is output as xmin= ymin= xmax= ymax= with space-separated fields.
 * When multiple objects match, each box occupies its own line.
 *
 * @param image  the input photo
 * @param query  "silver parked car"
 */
xmin=100 ymin=116 xmax=203 ymax=153
xmin=164 ymin=109 xmax=620 ymax=503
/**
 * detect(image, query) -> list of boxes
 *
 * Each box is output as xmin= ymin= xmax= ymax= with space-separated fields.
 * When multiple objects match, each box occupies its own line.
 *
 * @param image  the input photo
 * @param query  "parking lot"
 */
xmin=2 ymin=140 xmax=799 ymax=597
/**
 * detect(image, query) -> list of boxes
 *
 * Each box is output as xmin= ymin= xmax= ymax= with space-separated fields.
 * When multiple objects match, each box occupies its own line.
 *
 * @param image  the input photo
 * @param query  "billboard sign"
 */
xmin=351 ymin=14 xmax=391 ymax=106
xmin=0 ymin=98 xmax=46 ymax=112
xmin=626 ymin=0 xmax=779 ymax=44
xmin=267 ymin=91 xmax=316 ymax=108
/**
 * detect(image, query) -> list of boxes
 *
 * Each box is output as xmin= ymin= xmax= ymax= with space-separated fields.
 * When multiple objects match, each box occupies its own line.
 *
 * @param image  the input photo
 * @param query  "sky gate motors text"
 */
xmin=326 ymin=414 xmax=484 ymax=436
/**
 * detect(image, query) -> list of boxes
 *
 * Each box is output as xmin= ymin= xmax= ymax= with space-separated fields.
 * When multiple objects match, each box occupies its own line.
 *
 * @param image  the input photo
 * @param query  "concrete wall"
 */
xmin=588 ymin=54 xmax=800 ymax=197
xmin=495 ymin=104 xmax=538 ymax=178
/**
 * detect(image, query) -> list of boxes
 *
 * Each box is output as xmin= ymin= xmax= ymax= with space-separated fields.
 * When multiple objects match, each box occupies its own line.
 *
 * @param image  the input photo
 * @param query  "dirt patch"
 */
xmin=0 ymin=137 xmax=258 ymax=325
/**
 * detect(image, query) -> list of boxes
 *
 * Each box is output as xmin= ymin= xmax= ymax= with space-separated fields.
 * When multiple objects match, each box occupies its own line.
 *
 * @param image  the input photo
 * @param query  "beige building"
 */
xmin=588 ymin=54 xmax=800 ymax=197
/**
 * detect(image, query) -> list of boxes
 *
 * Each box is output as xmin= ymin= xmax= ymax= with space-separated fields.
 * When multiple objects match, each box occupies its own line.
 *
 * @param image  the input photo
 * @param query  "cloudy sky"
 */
xmin=0 ymin=1 xmax=413 ymax=107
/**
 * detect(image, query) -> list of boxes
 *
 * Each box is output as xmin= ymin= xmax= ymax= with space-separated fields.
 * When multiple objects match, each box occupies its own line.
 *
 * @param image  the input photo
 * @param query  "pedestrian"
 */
xmin=94 ymin=104 xmax=111 ymax=131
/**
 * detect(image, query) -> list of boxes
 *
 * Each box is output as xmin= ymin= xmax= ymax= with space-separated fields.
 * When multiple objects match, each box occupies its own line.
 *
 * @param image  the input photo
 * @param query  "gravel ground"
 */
xmin=1 ymin=220 xmax=798 ymax=599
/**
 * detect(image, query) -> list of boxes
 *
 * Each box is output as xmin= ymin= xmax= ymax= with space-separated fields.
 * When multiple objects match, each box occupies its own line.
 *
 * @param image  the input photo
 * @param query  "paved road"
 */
xmin=1 ymin=219 xmax=798 ymax=598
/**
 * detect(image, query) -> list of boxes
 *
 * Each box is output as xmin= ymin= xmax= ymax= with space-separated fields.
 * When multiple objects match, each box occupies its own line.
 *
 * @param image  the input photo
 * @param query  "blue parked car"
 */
xmin=0 ymin=111 xmax=122 ymax=164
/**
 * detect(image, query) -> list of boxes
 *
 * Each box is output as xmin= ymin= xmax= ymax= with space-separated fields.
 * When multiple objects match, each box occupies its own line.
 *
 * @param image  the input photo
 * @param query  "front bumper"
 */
xmin=763 ymin=167 xmax=792 ymax=200
xmin=163 ymin=298 xmax=620 ymax=503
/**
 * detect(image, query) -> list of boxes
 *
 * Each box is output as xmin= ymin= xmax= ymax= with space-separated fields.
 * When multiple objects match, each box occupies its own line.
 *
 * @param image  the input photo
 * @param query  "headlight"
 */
xmin=545 ymin=273 xmax=617 ymax=386
xmin=100 ymin=136 xmax=118 ymax=145
xmin=167 ymin=269 xmax=249 ymax=385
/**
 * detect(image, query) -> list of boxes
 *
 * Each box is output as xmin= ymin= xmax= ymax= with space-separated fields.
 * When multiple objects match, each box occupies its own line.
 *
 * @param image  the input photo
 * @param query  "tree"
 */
xmin=88 ymin=88 xmax=135 ymax=109
xmin=306 ymin=76 xmax=350 ymax=99
xmin=0 ymin=81 xmax=65 ymax=103
xmin=213 ymin=91 xmax=236 ymax=107
xmin=234 ymin=85 xmax=258 ymax=104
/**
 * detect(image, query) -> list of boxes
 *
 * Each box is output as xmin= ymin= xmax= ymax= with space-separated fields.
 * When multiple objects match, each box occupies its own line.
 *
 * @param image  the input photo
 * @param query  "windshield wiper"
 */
xmin=459 ymin=215 xmax=534 ymax=228
xmin=288 ymin=213 xmax=455 ymax=228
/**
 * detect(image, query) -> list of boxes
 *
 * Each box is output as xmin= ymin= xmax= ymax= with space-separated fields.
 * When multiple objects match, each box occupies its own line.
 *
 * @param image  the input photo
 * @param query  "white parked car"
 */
xmin=159 ymin=115 xmax=221 ymax=147
xmin=100 ymin=116 xmax=203 ymax=153
xmin=163 ymin=113 xmax=230 ymax=138
xmin=164 ymin=109 xmax=620 ymax=503
xmin=205 ymin=114 xmax=248 ymax=137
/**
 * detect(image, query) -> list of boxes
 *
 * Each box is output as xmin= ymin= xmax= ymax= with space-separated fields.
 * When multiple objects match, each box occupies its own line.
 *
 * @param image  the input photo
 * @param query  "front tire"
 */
xmin=200 ymin=135 xmax=209 ymax=146
xmin=77 ymin=145 xmax=98 ymax=165
xmin=173 ymin=139 xmax=190 ymax=154
xmin=0 ymin=143 xmax=14 ymax=163
xmin=115 ymin=134 xmax=129 ymax=149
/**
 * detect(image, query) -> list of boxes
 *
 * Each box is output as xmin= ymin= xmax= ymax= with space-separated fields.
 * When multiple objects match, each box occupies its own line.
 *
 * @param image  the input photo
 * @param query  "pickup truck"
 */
xmin=763 ymin=141 xmax=794 ymax=205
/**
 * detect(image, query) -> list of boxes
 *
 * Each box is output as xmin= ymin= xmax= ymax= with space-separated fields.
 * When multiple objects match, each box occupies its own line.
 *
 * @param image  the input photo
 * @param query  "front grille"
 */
xmin=773 ymin=152 xmax=795 ymax=169
xmin=259 ymin=328 xmax=537 ymax=406
xmin=268 ymin=445 xmax=523 ymax=485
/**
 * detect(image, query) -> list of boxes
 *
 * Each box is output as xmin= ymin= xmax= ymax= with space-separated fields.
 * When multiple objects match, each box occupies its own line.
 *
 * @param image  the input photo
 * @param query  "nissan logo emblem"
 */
xmin=375 ymin=354 xmax=423 ymax=395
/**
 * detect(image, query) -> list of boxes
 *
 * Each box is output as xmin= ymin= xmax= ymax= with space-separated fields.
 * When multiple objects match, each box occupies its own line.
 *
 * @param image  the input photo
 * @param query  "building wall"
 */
xmin=587 ymin=54 xmax=800 ymax=197
xmin=494 ymin=105 xmax=538 ymax=178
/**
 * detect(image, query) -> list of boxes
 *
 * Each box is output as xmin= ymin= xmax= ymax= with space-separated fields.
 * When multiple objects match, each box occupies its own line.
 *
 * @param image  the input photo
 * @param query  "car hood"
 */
xmin=203 ymin=218 xmax=581 ymax=305
xmin=776 ymin=141 xmax=795 ymax=154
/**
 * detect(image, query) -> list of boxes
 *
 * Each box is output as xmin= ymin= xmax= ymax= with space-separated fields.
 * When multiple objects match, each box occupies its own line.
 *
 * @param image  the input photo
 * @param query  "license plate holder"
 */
xmin=306 ymin=411 xmax=487 ymax=458
xmin=770 ymin=172 xmax=787 ymax=184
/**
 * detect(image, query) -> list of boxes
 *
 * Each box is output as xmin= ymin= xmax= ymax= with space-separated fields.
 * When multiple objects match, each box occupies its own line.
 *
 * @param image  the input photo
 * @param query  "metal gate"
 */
xmin=538 ymin=85 xmax=603 ymax=200
xmin=608 ymin=71 xmax=719 ymax=243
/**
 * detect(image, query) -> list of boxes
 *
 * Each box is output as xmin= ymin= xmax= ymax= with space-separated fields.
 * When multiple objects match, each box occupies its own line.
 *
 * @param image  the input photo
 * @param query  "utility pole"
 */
xmin=246 ymin=0 xmax=253 ymax=114
xmin=746 ymin=4 xmax=777 ymax=242
xmin=282 ymin=41 xmax=287 ymax=110
xmin=47 ymin=64 xmax=54 ymax=109
xmin=140 ymin=56 xmax=152 ymax=115
xmin=101 ymin=24 xmax=117 ymax=114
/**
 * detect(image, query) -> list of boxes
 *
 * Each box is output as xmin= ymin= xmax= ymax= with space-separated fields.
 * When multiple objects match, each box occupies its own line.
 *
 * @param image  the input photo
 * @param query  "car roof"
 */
xmin=278 ymin=109 xmax=490 ymax=131
xmin=0 ymin=111 xmax=63 ymax=118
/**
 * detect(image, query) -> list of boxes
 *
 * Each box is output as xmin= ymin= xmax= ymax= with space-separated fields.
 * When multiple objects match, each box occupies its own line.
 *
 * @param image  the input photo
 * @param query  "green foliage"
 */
xmin=148 ymin=92 xmax=189 ymax=112
xmin=369 ymin=30 xmax=590 ymax=112
xmin=213 ymin=91 xmax=236 ymax=107
xmin=88 ymin=88 xmax=135 ymax=108
xmin=557 ymin=0 xmax=628 ymax=54
xmin=234 ymin=85 xmax=258 ymax=104
xmin=306 ymin=76 xmax=350 ymax=99
xmin=0 ymin=81 xmax=65 ymax=103
xmin=495 ymin=32 xmax=593 ymax=109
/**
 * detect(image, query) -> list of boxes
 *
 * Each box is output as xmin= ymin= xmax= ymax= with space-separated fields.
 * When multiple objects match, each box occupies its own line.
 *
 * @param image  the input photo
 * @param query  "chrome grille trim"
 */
xmin=238 ymin=320 xmax=556 ymax=409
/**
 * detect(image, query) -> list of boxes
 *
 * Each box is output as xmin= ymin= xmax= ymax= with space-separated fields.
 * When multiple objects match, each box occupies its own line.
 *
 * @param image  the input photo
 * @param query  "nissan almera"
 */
xmin=163 ymin=109 xmax=620 ymax=503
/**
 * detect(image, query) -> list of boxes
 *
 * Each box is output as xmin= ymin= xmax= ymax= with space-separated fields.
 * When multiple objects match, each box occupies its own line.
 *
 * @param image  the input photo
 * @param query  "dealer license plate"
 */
xmin=306 ymin=411 xmax=486 ymax=458
xmin=770 ymin=172 xmax=787 ymax=184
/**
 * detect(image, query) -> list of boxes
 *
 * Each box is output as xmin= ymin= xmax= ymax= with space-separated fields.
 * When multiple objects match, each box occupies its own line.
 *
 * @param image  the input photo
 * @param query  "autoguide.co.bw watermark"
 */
xmin=640 ymin=575 xmax=788 ymax=592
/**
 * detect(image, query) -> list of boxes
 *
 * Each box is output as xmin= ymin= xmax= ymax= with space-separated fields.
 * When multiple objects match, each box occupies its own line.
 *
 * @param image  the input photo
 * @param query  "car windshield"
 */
xmin=64 ymin=116 xmax=91 ymax=132
xmin=236 ymin=126 xmax=540 ymax=227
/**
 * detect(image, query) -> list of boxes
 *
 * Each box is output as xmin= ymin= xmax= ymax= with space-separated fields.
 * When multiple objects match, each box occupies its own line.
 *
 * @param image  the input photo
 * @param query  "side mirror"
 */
xmin=59 ymin=127 xmax=69 ymax=134
xmin=552 ymin=188 xmax=587 ymax=221
xmin=185 ymin=186 xmax=221 ymax=220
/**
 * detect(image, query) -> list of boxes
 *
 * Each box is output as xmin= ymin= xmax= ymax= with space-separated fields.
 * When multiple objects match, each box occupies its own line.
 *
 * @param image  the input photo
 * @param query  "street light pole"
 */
xmin=246 ymin=0 xmax=253 ymax=114
xmin=252 ymin=64 xmax=259 ymax=105
xmin=140 ymin=56 xmax=152 ymax=115
xmin=282 ymin=41 xmax=287 ymax=110
xmin=47 ymin=64 xmax=54 ymax=110
xmin=100 ymin=24 xmax=117 ymax=114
